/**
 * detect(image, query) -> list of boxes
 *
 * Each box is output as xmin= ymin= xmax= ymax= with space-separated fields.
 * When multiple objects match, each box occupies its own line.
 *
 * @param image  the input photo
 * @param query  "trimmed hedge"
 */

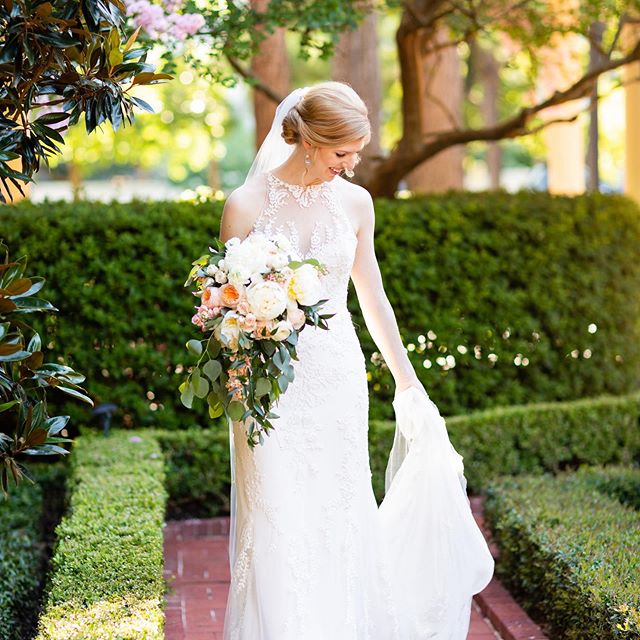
xmin=153 ymin=427 xmax=231 ymax=518
xmin=2 ymin=190 xmax=640 ymax=430
xmin=484 ymin=465 xmax=640 ymax=639
xmin=573 ymin=463 xmax=640 ymax=511
xmin=0 ymin=462 xmax=68 ymax=640
xmin=446 ymin=390 xmax=640 ymax=493
xmin=0 ymin=478 xmax=44 ymax=640
xmin=153 ymin=390 xmax=640 ymax=517
xmin=35 ymin=432 xmax=167 ymax=640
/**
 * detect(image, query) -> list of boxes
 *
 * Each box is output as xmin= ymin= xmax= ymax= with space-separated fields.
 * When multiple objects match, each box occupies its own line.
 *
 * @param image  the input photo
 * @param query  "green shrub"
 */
xmin=153 ymin=391 xmax=640 ymax=516
xmin=152 ymin=427 xmax=231 ymax=518
xmin=0 ymin=479 xmax=44 ymax=640
xmin=35 ymin=432 xmax=167 ymax=640
xmin=484 ymin=466 xmax=640 ymax=639
xmin=3 ymin=191 xmax=640 ymax=430
xmin=571 ymin=463 xmax=640 ymax=511
xmin=446 ymin=391 xmax=640 ymax=492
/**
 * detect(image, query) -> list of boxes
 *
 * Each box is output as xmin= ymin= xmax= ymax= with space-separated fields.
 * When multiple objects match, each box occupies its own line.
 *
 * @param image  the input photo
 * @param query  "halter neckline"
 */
xmin=268 ymin=172 xmax=331 ymax=190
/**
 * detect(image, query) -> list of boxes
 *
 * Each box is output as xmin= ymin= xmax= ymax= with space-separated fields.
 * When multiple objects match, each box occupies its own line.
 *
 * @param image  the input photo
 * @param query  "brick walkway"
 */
xmin=164 ymin=497 xmax=548 ymax=640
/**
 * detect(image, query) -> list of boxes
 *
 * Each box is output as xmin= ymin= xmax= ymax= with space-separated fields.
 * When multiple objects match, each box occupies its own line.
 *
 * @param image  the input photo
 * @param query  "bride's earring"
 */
xmin=304 ymin=152 xmax=312 ymax=166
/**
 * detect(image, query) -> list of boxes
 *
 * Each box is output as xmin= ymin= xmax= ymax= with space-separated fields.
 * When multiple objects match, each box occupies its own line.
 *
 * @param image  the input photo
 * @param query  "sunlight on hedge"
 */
xmin=36 ymin=595 xmax=164 ymax=640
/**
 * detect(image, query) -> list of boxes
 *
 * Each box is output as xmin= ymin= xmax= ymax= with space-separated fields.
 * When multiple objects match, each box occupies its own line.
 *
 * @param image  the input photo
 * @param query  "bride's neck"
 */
xmin=272 ymin=146 xmax=327 ymax=187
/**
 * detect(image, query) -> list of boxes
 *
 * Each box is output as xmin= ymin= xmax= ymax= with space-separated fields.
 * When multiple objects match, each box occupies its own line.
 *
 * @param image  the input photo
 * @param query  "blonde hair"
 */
xmin=281 ymin=81 xmax=371 ymax=148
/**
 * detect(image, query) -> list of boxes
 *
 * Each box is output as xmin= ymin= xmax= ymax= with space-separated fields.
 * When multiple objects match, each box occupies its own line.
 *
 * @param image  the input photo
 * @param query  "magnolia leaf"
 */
xmin=45 ymin=415 xmax=70 ymax=436
xmin=55 ymin=385 xmax=94 ymax=405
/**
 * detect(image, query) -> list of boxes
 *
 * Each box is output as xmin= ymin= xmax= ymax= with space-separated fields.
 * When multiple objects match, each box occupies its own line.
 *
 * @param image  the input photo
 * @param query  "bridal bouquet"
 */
xmin=181 ymin=232 xmax=334 ymax=447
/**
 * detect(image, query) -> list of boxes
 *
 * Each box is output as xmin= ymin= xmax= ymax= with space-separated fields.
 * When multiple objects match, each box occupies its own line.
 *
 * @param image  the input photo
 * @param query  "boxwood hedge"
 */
xmin=35 ymin=432 xmax=167 ymax=640
xmin=484 ymin=465 xmax=640 ymax=639
xmin=0 ymin=478 xmax=44 ymax=640
xmin=2 ymin=190 xmax=640 ymax=432
xmin=154 ymin=390 xmax=640 ymax=517
xmin=0 ymin=462 xmax=68 ymax=640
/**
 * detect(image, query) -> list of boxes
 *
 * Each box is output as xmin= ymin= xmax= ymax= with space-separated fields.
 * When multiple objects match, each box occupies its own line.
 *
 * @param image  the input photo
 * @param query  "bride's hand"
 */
xmin=394 ymin=376 xmax=427 ymax=399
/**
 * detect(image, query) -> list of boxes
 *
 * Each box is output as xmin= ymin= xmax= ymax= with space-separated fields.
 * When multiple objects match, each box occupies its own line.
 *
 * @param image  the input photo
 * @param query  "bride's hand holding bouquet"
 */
xmin=180 ymin=232 xmax=333 ymax=448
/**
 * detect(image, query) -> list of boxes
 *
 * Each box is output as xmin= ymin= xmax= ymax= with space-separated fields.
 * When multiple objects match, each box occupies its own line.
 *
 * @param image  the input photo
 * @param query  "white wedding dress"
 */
xmin=222 ymin=171 xmax=494 ymax=640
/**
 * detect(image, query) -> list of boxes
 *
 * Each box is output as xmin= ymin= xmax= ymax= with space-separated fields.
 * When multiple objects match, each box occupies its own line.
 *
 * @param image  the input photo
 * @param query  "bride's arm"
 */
xmin=350 ymin=189 xmax=424 ymax=397
xmin=219 ymin=187 xmax=261 ymax=243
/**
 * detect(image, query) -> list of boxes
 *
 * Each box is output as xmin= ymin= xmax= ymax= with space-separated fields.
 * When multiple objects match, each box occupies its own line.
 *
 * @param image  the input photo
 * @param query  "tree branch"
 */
xmin=367 ymin=36 xmax=640 ymax=196
xmin=224 ymin=53 xmax=285 ymax=104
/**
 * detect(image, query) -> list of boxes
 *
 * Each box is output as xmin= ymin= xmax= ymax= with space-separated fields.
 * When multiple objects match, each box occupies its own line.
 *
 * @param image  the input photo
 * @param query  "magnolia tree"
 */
xmin=0 ymin=0 xmax=173 ymax=202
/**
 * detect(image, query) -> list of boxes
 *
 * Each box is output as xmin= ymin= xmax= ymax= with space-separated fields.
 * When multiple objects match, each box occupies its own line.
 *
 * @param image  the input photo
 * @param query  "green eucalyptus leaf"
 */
xmin=255 ymin=377 xmax=271 ymax=397
xmin=186 ymin=339 xmax=203 ymax=356
xmin=227 ymin=400 xmax=245 ymax=421
xmin=203 ymin=359 xmax=223 ymax=382
xmin=180 ymin=380 xmax=194 ymax=408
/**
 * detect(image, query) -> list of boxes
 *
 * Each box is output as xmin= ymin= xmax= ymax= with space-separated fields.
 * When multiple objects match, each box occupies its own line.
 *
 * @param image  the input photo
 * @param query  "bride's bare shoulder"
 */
xmin=220 ymin=175 xmax=268 ymax=242
xmin=332 ymin=176 xmax=375 ymax=236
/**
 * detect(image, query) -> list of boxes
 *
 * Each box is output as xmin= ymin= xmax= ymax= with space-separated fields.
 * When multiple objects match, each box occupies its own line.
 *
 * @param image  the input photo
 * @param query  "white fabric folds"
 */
xmin=379 ymin=385 xmax=495 ymax=639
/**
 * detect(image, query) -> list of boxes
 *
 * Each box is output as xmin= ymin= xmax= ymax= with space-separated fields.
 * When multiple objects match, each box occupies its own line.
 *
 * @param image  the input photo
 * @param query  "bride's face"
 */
xmin=306 ymin=138 xmax=366 ymax=181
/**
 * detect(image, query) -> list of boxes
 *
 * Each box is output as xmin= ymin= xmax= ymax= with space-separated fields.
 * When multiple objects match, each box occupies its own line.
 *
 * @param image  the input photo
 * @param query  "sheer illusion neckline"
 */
xmin=267 ymin=172 xmax=332 ymax=208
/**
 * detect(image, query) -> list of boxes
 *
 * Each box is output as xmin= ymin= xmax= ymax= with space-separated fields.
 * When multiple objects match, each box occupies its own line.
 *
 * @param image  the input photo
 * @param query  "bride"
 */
xmin=218 ymin=81 xmax=494 ymax=640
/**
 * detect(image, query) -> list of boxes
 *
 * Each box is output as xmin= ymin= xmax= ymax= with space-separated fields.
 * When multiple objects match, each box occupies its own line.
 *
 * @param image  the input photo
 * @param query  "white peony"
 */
xmin=225 ymin=237 xmax=241 ymax=249
xmin=267 ymin=252 xmax=289 ymax=270
xmin=272 ymin=319 xmax=294 ymax=341
xmin=215 ymin=311 xmax=241 ymax=351
xmin=270 ymin=232 xmax=292 ymax=253
xmin=246 ymin=280 xmax=287 ymax=321
xmin=225 ymin=235 xmax=270 ymax=286
xmin=287 ymin=263 xmax=322 ymax=306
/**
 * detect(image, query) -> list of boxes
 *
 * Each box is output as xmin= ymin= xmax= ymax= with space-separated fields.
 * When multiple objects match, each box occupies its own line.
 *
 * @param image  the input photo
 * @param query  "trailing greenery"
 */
xmin=484 ymin=465 xmax=640 ymax=639
xmin=0 ymin=478 xmax=43 ymax=639
xmin=2 ymin=191 xmax=640 ymax=432
xmin=35 ymin=432 xmax=167 ymax=640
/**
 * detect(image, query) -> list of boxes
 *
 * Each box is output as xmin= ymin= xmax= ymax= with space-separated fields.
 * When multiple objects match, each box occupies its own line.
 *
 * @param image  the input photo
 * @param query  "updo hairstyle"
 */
xmin=281 ymin=81 xmax=371 ymax=149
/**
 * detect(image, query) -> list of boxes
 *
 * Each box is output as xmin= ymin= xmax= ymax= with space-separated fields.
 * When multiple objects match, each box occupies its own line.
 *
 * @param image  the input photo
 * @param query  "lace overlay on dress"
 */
xmin=223 ymin=171 xmax=401 ymax=640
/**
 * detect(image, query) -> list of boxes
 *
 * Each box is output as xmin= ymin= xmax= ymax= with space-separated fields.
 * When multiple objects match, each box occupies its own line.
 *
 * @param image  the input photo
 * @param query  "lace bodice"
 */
xmin=246 ymin=172 xmax=358 ymax=315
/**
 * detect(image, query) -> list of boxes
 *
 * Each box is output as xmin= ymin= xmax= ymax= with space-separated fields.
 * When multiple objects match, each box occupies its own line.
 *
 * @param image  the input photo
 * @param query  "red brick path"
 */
xmin=164 ymin=518 xmax=231 ymax=640
xmin=163 ymin=497 xmax=548 ymax=640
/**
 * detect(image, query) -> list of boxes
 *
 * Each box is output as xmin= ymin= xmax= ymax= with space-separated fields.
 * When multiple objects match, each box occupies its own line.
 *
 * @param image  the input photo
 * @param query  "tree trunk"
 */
xmin=587 ymin=22 xmax=605 ymax=192
xmin=250 ymin=0 xmax=291 ymax=150
xmin=331 ymin=3 xmax=381 ymax=168
xmin=472 ymin=41 xmax=502 ymax=189
xmin=404 ymin=26 xmax=464 ymax=193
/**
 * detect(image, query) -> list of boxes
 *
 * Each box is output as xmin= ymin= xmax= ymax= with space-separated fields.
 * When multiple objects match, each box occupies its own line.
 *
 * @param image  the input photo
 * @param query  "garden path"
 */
xmin=163 ymin=496 xmax=548 ymax=640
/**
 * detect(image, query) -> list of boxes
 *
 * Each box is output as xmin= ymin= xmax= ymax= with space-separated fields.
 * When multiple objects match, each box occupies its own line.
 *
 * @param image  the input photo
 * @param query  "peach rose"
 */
xmin=241 ymin=312 xmax=257 ymax=333
xmin=201 ymin=286 xmax=221 ymax=308
xmin=219 ymin=283 xmax=241 ymax=308
xmin=286 ymin=305 xmax=306 ymax=330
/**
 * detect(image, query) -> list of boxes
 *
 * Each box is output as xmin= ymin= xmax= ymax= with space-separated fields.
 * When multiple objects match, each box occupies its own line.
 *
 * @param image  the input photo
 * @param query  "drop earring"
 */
xmin=304 ymin=152 xmax=312 ymax=166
